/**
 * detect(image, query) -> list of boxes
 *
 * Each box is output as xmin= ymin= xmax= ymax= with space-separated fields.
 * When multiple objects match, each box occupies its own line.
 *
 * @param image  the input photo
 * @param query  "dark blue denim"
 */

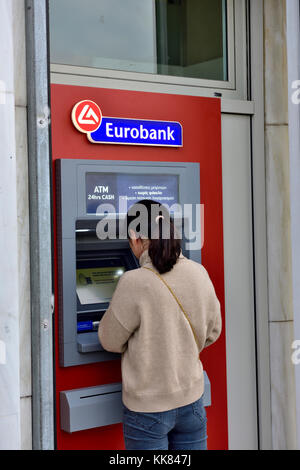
xmin=122 ymin=395 xmax=207 ymax=450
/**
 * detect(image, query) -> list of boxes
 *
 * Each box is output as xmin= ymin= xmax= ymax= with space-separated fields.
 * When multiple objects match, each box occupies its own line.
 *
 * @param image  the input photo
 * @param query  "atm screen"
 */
xmin=76 ymin=266 xmax=125 ymax=305
xmin=86 ymin=172 xmax=179 ymax=214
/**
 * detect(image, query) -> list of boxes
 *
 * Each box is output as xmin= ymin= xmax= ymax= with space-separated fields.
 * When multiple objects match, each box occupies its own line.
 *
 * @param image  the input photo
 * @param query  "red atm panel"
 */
xmin=51 ymin=84 xmax=228 ymax=450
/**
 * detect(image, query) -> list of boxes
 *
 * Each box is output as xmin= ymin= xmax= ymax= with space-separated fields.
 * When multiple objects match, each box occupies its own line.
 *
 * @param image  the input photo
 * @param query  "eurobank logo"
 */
xmin=71 ymin=100 xmax=183 ymax=147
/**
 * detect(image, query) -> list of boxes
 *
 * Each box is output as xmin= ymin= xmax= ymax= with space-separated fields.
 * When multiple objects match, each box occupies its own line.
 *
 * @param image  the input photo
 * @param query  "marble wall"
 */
xmin=0 ymin=0 xmax=31 ymax=450
xmin=0 ymin=0 xmax=21 ymax=450
xmin=13 ymin=0 xmax=32 ymax=449
xmin=264 ymin=0 xmax=297 ymax=450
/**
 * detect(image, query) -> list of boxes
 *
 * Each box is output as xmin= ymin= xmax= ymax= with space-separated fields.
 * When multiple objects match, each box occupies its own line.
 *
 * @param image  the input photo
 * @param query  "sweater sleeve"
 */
xmin=98 ymin=308 xmax=133 ymax=353
xmin=98 ymin=272 xmax=140 ymax=353
xmin=201 ymin=267 xmax=222 ymax=348
xmin=204 ymin=299 xmax=222 ymax=348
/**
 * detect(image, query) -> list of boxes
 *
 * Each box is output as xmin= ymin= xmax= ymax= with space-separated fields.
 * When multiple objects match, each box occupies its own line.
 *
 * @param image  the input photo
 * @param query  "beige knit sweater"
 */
xmin=98 ymin=250 xmax=222 ymax=413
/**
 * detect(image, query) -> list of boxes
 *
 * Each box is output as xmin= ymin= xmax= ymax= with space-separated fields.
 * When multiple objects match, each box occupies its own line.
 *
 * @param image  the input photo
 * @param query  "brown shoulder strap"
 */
xmin=143 ymin=267 xmax=201 ymax=351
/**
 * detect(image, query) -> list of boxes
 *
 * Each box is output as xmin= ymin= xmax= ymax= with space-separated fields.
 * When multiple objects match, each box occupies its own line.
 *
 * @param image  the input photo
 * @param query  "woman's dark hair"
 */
xmin=126 ymin=199 xmax=181 ymax=274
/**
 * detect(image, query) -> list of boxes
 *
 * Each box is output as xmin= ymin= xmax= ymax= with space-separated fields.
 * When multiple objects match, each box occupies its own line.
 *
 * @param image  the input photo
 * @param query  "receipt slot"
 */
xmin=55 ymin=158 xmax=210 ymax=436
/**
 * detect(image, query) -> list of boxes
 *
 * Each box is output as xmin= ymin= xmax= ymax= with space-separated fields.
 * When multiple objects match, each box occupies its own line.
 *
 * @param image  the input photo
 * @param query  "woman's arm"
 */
xmin=98 ymin=308 xmax=133 ymax=353
xmin=200 ymin=266 xmax=222 ymax=348
xmin=204 ymin=299 xmax=222 ymax=348
xmin=98 ymin=272 xmax=140 ymax=353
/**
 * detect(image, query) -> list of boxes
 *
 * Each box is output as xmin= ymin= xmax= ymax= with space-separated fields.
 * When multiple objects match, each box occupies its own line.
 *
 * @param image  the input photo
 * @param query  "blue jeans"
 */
xmin=122 ymin=395 xmax=207 ymax=450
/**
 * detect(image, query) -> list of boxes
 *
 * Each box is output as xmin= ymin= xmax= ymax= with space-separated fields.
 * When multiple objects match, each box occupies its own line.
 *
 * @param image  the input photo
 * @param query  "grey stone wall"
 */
xmin=12 ymin=0 xmax=32 ymax=450
xmin=264 ymin=0 xmax=297 ymax=450
xmin=0 ymin=0 xmax=31 ymax=450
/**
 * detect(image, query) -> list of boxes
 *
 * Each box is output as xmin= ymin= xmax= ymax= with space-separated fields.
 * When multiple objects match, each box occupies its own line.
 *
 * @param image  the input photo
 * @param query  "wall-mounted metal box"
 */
xmin=60 ymin=372 xmax=211 ymax=433
xmin=60 ymin=382 xmax=123 ymax=433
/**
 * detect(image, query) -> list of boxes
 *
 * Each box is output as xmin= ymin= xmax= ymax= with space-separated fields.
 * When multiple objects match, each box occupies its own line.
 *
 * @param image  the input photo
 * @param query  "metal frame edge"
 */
xmin=25 ymin=0 xmax=54 ymax=450
xmin=249 ymin=0 xmax=272 ymax=450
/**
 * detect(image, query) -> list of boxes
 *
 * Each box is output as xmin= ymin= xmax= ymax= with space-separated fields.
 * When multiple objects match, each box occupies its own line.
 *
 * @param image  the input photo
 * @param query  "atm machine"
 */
xmin=55 ymin=158 xmax=211 ymax=436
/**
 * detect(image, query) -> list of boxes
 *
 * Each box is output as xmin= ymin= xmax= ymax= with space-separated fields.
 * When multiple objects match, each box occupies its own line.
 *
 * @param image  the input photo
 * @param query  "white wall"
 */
xmin=286 ymin=0 xmax=300 ymax=450
xmin=0 ymin=0 xmax=31 ymax=450
xmin=0 ymin=0 xmax=21 ymax=450
xmin=264 ymin=0 xmax=297 ymax=449
xmin=222 ymin=113 xmax=258 ymax=449
xmin=13 ymin=0 xmax=32 ymax=450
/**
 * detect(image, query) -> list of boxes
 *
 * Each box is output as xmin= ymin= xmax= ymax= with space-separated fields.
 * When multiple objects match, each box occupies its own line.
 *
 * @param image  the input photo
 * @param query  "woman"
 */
xmin=98 ymin=199 xmax=222 ymax=450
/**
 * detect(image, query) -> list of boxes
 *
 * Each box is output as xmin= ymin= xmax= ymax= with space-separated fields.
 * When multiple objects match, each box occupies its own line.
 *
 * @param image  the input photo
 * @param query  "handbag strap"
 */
xmin=143 ymin=267 xmax=201 ymax=351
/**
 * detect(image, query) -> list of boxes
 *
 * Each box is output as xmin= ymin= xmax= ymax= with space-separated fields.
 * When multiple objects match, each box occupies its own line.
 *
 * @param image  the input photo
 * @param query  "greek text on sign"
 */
xmin=71 ymin=100 xmax=183 ymax=147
